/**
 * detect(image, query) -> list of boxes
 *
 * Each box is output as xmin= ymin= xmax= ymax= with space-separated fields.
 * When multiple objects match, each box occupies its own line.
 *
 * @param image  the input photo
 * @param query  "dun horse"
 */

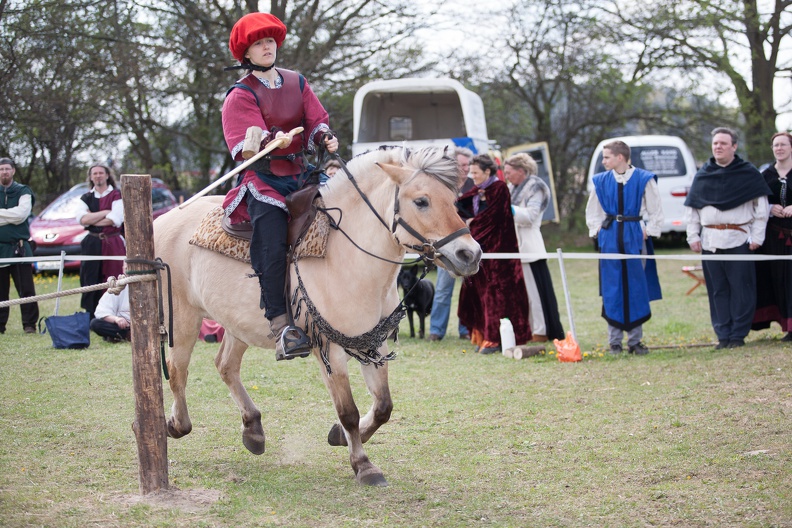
xmin=153 ymin=146 xmax=481 ymax=486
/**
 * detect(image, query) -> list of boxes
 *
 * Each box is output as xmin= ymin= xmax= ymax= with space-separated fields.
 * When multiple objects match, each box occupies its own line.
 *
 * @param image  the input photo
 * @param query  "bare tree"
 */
xmin=0 ymin=0 xmax=112 ymax=196
xmin=472 ymin=0 xmax=658 ymax=225
xmin=610 ymin=0 xmax=792 ymax=163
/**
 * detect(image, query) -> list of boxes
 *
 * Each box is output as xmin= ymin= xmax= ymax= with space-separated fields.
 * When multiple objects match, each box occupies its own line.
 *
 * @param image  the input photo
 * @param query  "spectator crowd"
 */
xmin=3 ymin=126 xmax=792 ymax=355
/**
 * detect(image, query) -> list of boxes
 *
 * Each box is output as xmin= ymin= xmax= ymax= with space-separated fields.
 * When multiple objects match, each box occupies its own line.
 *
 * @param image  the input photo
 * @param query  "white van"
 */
xmin=352 ymin=78 xmax=489 ymax=156
xmin=587 ymin=135 xmax=698 ymax=235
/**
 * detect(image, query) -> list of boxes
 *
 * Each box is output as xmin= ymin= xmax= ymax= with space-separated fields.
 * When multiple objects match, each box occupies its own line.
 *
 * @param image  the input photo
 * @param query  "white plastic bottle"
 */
xmin=499 ymin=318 xmax=516 ymax=352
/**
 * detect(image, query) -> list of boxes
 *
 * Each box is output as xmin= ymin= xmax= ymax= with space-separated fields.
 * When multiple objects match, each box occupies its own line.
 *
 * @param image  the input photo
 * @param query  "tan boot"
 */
xmin=269 ymin=314 xmax=312 ymax=361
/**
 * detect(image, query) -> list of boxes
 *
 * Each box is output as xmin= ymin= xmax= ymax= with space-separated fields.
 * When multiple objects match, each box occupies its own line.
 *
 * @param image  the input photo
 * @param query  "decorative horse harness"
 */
xmin=285 ymin=154 xmax=470 ymax=373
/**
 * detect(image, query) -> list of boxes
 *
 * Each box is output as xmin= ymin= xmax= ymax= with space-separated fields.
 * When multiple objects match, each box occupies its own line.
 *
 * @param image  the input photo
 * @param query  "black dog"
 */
xmin=397 ymin=266 xmax=435 ymax=339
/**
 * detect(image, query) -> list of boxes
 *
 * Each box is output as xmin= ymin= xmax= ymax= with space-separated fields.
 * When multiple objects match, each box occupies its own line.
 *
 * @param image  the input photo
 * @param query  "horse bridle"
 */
xmin=290 ymin=151 xmax=470 ymax=362
xmin=325 ymin=153 xmax=470 ymax=264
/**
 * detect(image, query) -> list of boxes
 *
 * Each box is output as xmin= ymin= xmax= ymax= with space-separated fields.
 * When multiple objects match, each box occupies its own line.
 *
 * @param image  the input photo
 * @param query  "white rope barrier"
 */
xmin=403 ymin=251 xmax=792 ymax=261
xmin=0 ymin=273 xmax=156 ymax=309
xmin=5 ymin=251 xmax=792 ymax=268
xmin=403 ymin=249 xmax=792 ymax=346
xmin=5 ymin=249 xmax=791 ymax=346
xmin=0 ymin=255 xmax=125 ymax=265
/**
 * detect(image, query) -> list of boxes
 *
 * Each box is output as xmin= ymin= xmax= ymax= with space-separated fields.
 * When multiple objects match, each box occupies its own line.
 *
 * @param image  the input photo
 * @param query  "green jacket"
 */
xmin=0 ymin=181 xmax=36 ymax=260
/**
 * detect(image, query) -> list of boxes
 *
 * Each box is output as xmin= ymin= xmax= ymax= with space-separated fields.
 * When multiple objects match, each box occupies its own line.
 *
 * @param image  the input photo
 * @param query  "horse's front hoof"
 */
xmin=327 ymin=423 xmax=348 ymax=446
xmin=242 ymin=431 xmax=266 ymax=455
xmin=166 ymin=419 xmax=191 ymax=439
xmin=357 ymin=468 xmax=388 ymax=487
xmin=242 ymin=424 xmax=266 ymax=455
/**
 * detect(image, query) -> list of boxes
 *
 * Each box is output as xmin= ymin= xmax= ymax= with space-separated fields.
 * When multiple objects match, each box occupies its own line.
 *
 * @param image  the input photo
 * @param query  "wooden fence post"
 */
xmin=121 ymin=174 xmax=169 ymax=494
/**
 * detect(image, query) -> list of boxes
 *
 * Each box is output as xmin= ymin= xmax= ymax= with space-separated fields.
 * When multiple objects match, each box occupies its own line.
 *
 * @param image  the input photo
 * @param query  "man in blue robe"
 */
xmin=586 ymin=141 xmax=663 ymax=355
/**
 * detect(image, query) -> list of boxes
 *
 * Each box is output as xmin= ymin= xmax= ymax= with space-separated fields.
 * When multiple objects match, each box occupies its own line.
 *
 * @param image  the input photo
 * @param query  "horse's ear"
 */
xmin=376 ymin=162 xmax=411 ymax=184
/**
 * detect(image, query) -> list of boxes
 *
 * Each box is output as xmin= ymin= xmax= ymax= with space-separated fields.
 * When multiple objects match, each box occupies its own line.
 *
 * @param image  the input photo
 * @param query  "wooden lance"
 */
xmin=179 ymin=126 xmax=303 ymax=209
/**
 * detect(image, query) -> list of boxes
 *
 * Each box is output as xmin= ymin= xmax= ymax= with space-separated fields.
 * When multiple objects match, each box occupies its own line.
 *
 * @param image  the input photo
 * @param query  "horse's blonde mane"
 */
xmin=325 ymin=146 xmax=459 ymax=194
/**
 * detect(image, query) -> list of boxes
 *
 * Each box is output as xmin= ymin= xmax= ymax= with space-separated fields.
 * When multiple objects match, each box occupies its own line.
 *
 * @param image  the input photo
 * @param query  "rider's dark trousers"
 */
xmin=246 ymin=193 xmax=288 ymax=321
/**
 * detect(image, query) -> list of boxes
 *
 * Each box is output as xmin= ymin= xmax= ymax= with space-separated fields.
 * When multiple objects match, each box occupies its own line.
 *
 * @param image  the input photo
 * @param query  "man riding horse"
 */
xmin=221 ymin=12 xmax=339 ymax=361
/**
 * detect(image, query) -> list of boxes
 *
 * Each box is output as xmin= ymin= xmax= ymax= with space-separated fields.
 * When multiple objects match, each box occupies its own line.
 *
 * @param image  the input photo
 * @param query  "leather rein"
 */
xmin=318 ymin=154 xmax=470 ymax=267
xmin=287 ymin=150 xmax=470 ymax=367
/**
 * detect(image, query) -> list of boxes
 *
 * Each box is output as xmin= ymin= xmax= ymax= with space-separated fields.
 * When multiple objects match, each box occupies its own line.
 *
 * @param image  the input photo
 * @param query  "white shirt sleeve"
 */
xmin=93 ymin=291 xmax=118 ymax=320
xmin=585 ymin=190 xmax=606 ymax=237
xmin=750 ymin=196 xmax=769 ymax=246
xmin=74 ymin=198 xmax=89 ymax=223
xmin=94 ymin=288 xmax=130 ymax=321
xmin=0 ymin=194 xmax=32 ymax=227
xmin=105 ymin=197 xmax=124 ymax=227
xmin=642 ymin=179 xmax=664 ymax=238
xmin=685 ymin=207 xmax=702 ymax=245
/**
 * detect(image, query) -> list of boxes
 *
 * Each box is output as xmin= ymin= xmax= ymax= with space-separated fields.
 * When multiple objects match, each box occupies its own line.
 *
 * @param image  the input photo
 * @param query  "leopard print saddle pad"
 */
xmin=188 ymin=201 xmax=330 ymax=263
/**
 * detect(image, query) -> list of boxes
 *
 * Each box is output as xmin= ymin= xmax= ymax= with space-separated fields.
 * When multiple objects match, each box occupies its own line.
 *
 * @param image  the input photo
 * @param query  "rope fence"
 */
xmin=4 ymin=250 xmax=792 ymax=346
xmin=406 ymin=252 xmax=792 ymax=262
xmin=0 ymin=273 xmax=155 ymax=309
xmin=0 ymin=255 xmax=125 ymax=265
xmin=5 ymin=250 xmax=792 ymax=269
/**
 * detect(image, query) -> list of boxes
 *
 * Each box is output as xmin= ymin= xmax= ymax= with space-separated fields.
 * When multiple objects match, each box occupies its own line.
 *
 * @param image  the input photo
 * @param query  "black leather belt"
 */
xmin=87 ymin=232 xmax=120 ymax=240
xmin=602 ymin=214 xmax=642 ymax=229
xmin=248 ymin=150 xmax=305 ymax=173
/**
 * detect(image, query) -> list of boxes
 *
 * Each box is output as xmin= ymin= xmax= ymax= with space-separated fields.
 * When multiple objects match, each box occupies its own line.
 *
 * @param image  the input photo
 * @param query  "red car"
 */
xmin=29 ymin=179 xmax=178 ymax=271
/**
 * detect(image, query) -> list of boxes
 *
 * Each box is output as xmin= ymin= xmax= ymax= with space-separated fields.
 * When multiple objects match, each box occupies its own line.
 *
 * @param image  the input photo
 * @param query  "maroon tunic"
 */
xmin=457 ymin=180 xmax=532 ymax=344
xmin=221 ymin=69 xmax=330 ymax=223
xmin=81 ymin=189 xmax=124 ymax=280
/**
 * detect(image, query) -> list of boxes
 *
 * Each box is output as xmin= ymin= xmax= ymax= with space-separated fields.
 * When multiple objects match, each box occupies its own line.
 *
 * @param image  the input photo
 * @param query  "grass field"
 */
xmin=0 ymin=253 xmax=790 ymax=527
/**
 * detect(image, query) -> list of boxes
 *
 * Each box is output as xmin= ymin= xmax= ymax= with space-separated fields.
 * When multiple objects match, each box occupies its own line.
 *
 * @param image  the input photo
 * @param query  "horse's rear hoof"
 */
xmin=357 ymin=469 xmax=388 ymax=487
xmin=166 ymin=419 xmax=191 ymax=439
xmin=327 ymin=423 xmax=348 ymax=446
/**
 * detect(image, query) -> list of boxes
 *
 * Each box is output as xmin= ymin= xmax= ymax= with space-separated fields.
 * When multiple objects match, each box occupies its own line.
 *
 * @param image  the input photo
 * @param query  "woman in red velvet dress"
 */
xmin=457 ymin=155 xmax=531 ymax=353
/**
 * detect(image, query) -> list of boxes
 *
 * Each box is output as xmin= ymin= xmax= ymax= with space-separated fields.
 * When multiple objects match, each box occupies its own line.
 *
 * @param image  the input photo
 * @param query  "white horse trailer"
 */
xmin=352 ymin=78 xmax=489 ymax=157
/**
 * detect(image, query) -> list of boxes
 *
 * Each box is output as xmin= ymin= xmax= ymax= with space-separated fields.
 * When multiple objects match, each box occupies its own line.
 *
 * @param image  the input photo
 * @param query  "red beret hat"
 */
xmin=229 ymin=13 xmax=287 ymax=62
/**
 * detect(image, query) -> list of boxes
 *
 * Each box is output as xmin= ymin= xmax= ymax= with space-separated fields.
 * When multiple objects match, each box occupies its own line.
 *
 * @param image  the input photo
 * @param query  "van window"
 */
xmin=389 ymin=116 xmax=413 ymax=141
xmin=593 ymin=147 xmax=687 ymax=177
xmin=358 ymin=91 xmax=466 ymax=143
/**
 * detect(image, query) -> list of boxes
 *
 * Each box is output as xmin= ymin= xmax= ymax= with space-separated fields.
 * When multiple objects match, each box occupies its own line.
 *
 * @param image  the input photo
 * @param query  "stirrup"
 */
xmin=275 ymin=325 xmax=312 ymax=361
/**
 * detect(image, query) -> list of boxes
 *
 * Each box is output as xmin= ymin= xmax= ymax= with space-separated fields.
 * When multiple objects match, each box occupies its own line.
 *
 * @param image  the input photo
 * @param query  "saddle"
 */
xmin=188 ymin=185 xmax=329 ymax=263
xmin=285 ymin=183 xmax=323 ymax=252
xmin=218 ymin=183 xmax=322 ymax=249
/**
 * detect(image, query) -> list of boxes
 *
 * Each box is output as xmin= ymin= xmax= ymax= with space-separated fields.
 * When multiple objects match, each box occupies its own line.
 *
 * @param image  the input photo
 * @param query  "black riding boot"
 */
xmin=269 ymin=314 xmax=312 ymax=360
xmin=246 ymin=193 xmax=312 ymax=360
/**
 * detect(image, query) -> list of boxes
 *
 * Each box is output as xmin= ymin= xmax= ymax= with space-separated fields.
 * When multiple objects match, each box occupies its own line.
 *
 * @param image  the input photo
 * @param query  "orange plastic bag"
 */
xmin=553 ymin=332 xmax=582 ymax=362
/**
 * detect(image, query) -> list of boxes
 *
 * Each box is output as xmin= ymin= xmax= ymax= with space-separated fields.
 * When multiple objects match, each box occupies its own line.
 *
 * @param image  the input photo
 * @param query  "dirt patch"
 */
xmin=113 ymin=488 xmax=222 ymax=513
xmin=279 ymin=432 xmax=310 ymax=465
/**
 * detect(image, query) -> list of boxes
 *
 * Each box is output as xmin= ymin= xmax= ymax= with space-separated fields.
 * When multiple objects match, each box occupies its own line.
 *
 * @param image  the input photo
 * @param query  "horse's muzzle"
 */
xmin=436 ymin=242 xmax=481 ymax=277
